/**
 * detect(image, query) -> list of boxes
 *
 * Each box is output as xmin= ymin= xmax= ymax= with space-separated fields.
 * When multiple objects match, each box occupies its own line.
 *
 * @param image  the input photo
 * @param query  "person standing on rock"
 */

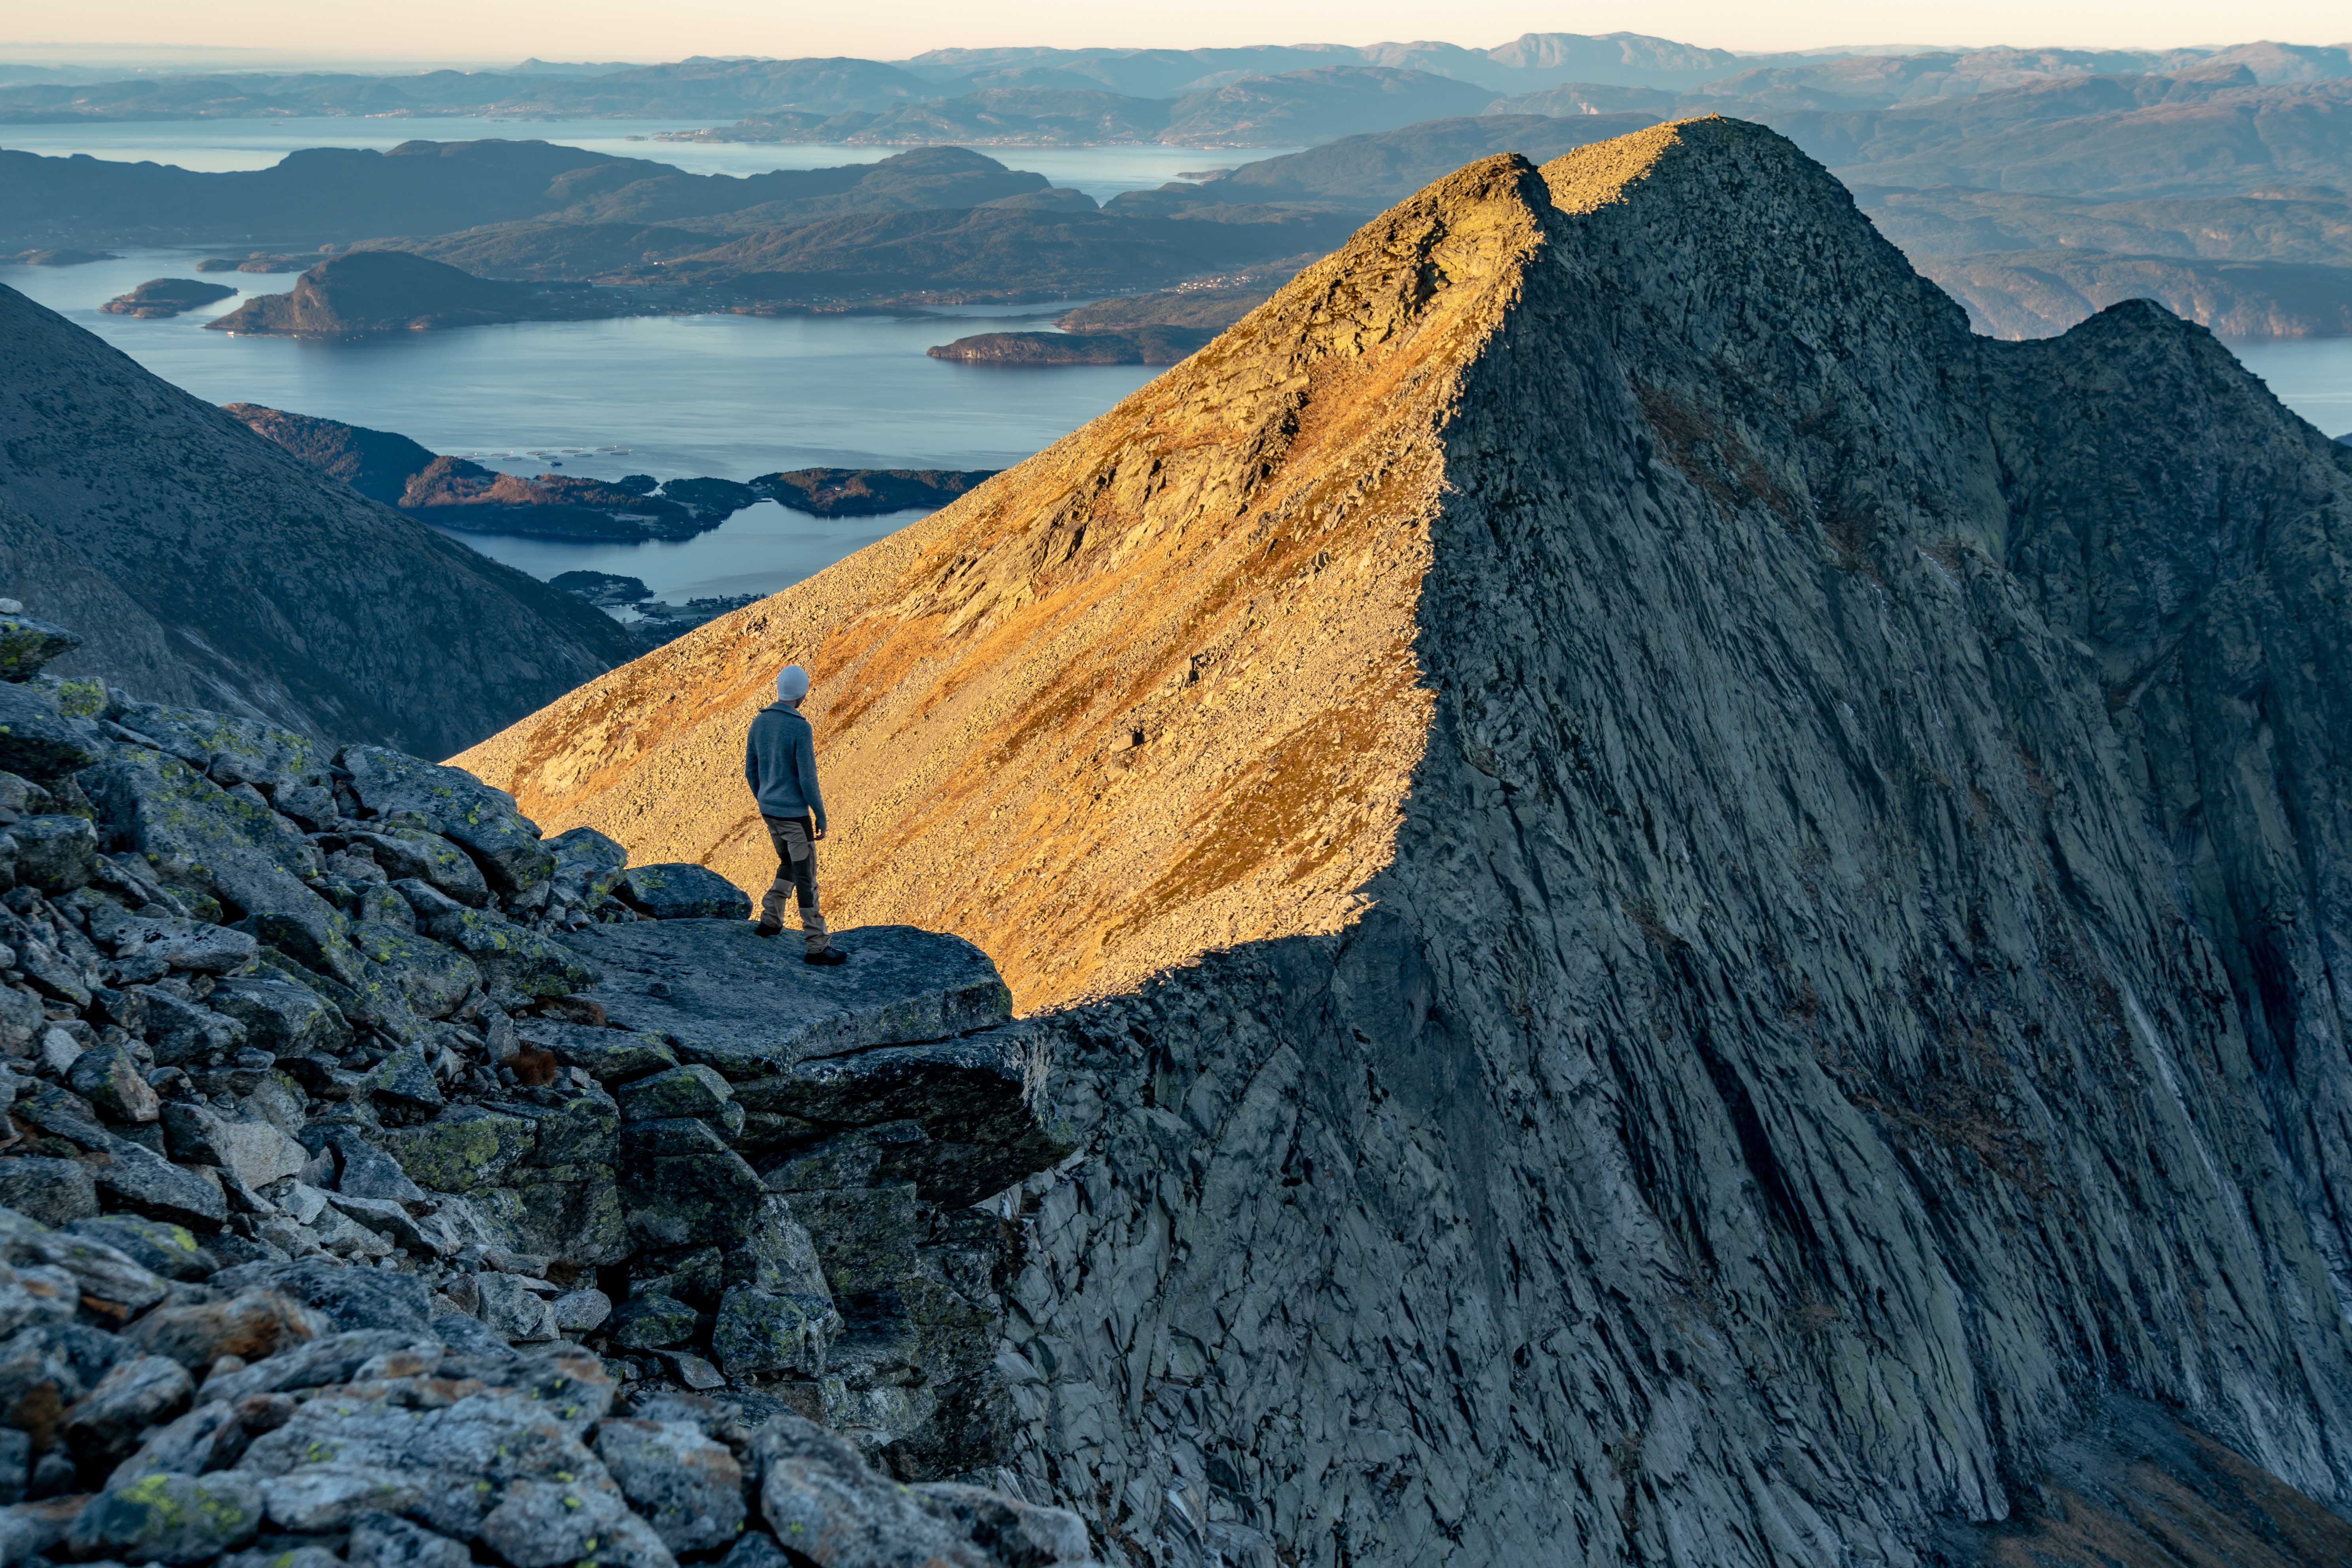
xmin=745 ymin=663 xmax=846 ymax=965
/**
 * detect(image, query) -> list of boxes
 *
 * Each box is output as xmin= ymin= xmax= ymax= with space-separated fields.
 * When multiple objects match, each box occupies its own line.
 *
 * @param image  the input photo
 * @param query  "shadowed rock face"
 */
xmin=0 ymin=285 xmax=636 ymax=756
xmin=460 ymin=117 xmax=2352 ymax=1563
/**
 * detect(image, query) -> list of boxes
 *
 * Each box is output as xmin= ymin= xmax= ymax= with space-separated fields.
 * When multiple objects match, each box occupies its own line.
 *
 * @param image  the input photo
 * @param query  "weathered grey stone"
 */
xmin=503 ymin=1082 xmax=621 ymax=1169
xmin=62 ymin=1353 xmax=194 ymax=1469
xmin=348 ymin=923 xmax=479 ymax=1023
xmin=260 ymin=1464 xmax=427 ymax=1531
xmin=754 ymin=1414 xmax=990 ymax=1568
xmin=562 ymin=922 xmax=1010 ymax=1076
xmin=464 ymin=1165 xmax=628 ymax=1269
xmin=339 ymin=748 xmax=554 ymax=897
xmin=347 ymin=1511 xmax=472 ymax=1568
xmin=710 ymin=1288 xmax=835 ymax=1379
xmin=64 ymin=1216 xmax=217 ymax=1282
xmin=907 ymin=1483 xmax=1093 ymax=1567
xmin=223 ymin=1547 xmax=343 ymax=1568
xmin=83 ymin=748 xmax=352 ymax=983
xmin=548 ymin=828 xmax=627 ymax=910
xmin=550 ymin=1289 xmax=611 ymax=1334
xmin=0 ymin=1206 xmax=169 ymax=1320
xmin=161 ymin=1102 xmax=307 ymax=1191
xmin=594 ymin=1417 xmax=746 ymax=1552
xmin=68 ymin=1042 xmax=159 ymax=1124
xmin=0 ymin=1158 xmax=96 ymax=1226
xmin=372 ymin=1107 xmax=534 ymax=1193
xmin=66 ymin=1469 xmax=264 ymax=1562
xmin=325 ymin=1192 xmax=456 ymax=1259
xmin=206 ymin=973 xmax=350 ymax=1059
xmin=351 ymin=827 xmax=492 ymax=910
xmin=783 ymin=1185 xmax=919 ymax=1301
xmin=0 ymin=1261 xmax=79 ymax=1337
xmin=106 ymin=1399 xmax=246 ymax=1489
xmin=358 ymin=1045 xmax=444 ymax=1118
xmin=9 ymin=815 xmax=97 ymax=893
xmin=0 ymin=684 xmax=101 ymax=782
xmin=413 ymin=904 xmax=597 ymax=1000
xmin=91 ymin=1140 xmax=227 ymax=1230
xmin=109 ymin=701 xmax=324 ymax=794
xmin=136 ymin=985 xmax=248 ymax=1067
xmin=0 ymin=616 xmax=80 ymax=683
xmin=621 ymin=1127 xmax=767 ymax=1250
xmin=85 ymin=905 xmax=259 ymax=974
xmin=607 ymin=1293 xmax=698 ymax=1351
xmin=325 ymin=1136 xmax=426 ymax=1206
xmin=480 ymin=1475 xmax=673 ymax=1568
xmin=205 ymin=1259 xmax=430 ymax=1334
xmin=198 ymin=1329 xmax=430 ymax=1404
xmin=475 ymin=1274 xmax=556 ymax=1343
xmin=616 ymin=1064 xmax=733 ymax=1125
xmin=618 ymin=864 xmax=751 ymax=922
xmin=741 ymin=1034 xmax=1067 ymax=1209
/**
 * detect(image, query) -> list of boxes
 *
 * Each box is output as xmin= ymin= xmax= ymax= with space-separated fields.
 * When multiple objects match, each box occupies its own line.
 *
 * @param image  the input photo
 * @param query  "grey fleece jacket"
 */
xmin=744 ymin=702 xmax=826 ymax=832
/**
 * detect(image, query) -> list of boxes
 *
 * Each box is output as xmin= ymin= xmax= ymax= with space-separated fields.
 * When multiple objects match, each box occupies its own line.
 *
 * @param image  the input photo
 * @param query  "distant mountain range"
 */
xmin=8 ymin=35 xmax=2352 ymax=341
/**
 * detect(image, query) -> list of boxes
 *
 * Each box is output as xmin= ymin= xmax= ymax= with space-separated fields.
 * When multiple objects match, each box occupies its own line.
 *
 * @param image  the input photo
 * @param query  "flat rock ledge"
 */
xmin=0 ymin=611 xmax=1083 ymax=1568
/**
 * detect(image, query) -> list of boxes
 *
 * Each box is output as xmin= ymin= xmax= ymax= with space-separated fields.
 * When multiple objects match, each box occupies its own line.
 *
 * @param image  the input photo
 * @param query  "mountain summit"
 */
xmin=461 ymin=119 xmax=2352 ymax=1562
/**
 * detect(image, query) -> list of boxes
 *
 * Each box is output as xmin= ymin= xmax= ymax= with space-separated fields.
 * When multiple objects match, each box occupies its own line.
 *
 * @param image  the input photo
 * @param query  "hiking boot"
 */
xmin=804 ymin=948 xmax=847 ymax=967
xmin=753 ymin=920 xmax=782 ymax=938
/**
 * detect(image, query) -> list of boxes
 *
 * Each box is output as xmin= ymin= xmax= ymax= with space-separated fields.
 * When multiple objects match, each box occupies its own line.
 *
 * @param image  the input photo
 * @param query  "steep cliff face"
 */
xmin=0 ymin=285 xmax=638 ymax=755
xmin=460 ymin=118 xmax=2352 ymax=1562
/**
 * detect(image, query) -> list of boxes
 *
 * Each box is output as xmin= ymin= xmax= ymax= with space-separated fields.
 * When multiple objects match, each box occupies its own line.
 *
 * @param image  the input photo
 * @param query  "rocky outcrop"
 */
xmin=750 ymin=470 xmax=1000 ymax=518
xmin=224 ymin=405 xmax=763 ymax=543
xmin=457 ymin=117 xmax=2352 ymax=1564
xmin=100 ymin=280 xmax=237 ymax=319
xmin=207 ymin=252 xmax=559 ymax=337
xmin=0 ymin=612 xmax=1087 ymax=1565
xmin=0 ymin=286 xmax=636 ymax=758
xmin=926 ymin=328 xmax=1215 ymax=366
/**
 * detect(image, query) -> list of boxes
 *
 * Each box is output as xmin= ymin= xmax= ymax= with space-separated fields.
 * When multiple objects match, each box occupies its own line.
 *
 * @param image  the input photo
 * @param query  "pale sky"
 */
xmin=7 ymin=2 xmax=2350 ymax=66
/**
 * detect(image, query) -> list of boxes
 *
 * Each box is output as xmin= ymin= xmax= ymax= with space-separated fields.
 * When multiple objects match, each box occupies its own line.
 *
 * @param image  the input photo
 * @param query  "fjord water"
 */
xmin=2 ymin=244 xmax=1161 ymax=602
xmin=0 ymin=118 xmax=1281 ymax=200
xmin=0 ymin=130 xmax=1294 ymax=602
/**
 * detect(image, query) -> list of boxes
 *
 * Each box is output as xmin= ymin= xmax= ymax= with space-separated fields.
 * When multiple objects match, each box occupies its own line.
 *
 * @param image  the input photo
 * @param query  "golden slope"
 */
xmin=457 ymin=131 xmax=1687 ymax=1011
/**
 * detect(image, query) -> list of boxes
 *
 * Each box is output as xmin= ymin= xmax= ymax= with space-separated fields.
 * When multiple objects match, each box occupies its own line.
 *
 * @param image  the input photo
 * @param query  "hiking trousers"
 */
xmin=759 ymin=814 xmax=831 ymax=954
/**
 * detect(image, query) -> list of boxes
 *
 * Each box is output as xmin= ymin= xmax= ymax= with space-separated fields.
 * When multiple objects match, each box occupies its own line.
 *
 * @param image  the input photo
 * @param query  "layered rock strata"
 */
xmin=0 ymin=610 xmax=1086 ymax=1567
xmin=460 ymin=117 xmax=2352 ymax=1563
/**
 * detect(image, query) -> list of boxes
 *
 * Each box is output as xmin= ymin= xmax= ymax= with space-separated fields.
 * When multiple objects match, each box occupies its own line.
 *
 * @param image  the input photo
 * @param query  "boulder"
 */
xmin=348 ymin=1512 xmax=474 ymax=1568
xmin=137 ymin=985 xmax=249 ymax=1067
xmin=109 ymin=701 xmax=323 ymax=793
xmin=413 ymin=905 xmax=598 ymax=999
xmin=0 ymin=684 xmax=102 ymax=781
xmin=160 ymin=1102 xmax=308 ymax=1191
xmin=62 ymin=1353 xmax=194 ymax=1469
xmin=92 ymin=1140 xmax=228 ymax=1230
xmin=206 ymin=972 xmax=350 ymax=1058
xmin=548 ymin=828 xmax=627 ymax=909
xmin=593 ymin=1417 xmax=745 ymax=1552
xmin=85 ymin=905 xmax=259 ymax=973
xmin=10 ymin=815 xmax=97 ymax=893
xmin=615 ymin=1064 xmax=733 ymax=1125
xmin=618 ymin=864 xmax=751 ymax=922
xmin=204 ymin=1258 xmax=432 ymax=1333
xmin=339 ymin=746 xmax=555 ymax=896
xmin=709 ymin=1288 xmax=833 ymax=1378
xmin=68 ymin=1043 xmax=161 ymax=1124
xmin=561 ymin=922 xmax=1010 ymax=1076
xmin=0 ymin=615 xmax=79 ymax=682
xmin=348 ymin=922 xmax=480 ymax=1020
xmin=347 ymin=827 xmax=490 ymax=908
xmin=517 ymin=1019 xmax=676 ymax=1083
xmin=754 ymin=1413 xmax=993 ymax=1568
xmin=0 ymin=1159 xmax=97 ymax=1226
xmin=67 ymin=1469 xmax=265 ymax=1562
xmin=373 ymin=1106 xmax=535 ymax=1193
xmin=607 ymin=1292 xmax=697 ymax=1350
xmin=64 ymin=1216 xmax=217 ymax=1282
xmin=620 ymin=1120 xmax=767 ymax=1250
xmin=84 ymin=749 xmax=352 ymax=982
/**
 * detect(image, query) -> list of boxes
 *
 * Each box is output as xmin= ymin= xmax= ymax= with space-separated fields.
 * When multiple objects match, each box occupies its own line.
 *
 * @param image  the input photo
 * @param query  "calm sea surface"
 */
xmin=0 ymin=127 xmax=1310 ymax=600
xmin=4 ymin=123 xmax=2348 ymax=603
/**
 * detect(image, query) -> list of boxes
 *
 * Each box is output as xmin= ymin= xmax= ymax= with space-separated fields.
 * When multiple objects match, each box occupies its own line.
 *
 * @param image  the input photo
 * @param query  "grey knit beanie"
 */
xmin=776 ymin=665 xmax=811 ymax=701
